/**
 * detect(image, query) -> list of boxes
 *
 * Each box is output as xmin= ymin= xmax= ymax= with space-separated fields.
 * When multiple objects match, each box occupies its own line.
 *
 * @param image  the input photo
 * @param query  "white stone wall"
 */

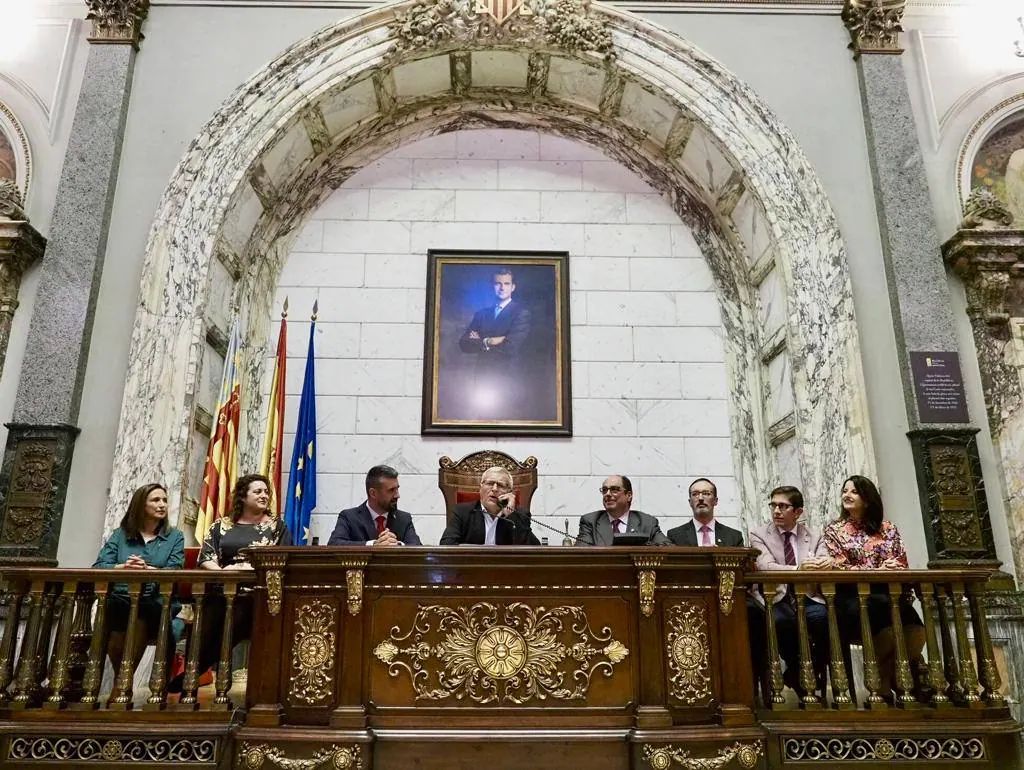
xmin=271 ymin=129 xmax=740 ymax=546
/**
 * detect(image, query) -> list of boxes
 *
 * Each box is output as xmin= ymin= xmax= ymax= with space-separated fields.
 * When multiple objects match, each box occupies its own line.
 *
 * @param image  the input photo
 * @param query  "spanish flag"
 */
xmin=196 ymin=321 xmax=242 ymax=543
xmin=259 ymin=299 xmax=288 ymax=515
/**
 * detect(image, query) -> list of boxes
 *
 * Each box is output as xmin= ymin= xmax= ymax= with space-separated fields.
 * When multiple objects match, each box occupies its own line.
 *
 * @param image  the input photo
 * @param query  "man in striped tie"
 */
xmin=748 ymin=486 xmax=830 ymax=698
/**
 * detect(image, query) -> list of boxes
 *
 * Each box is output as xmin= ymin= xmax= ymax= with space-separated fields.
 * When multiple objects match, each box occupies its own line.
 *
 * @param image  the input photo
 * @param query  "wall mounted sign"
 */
xmin=909 ymin=351 xmax=970 ymax=424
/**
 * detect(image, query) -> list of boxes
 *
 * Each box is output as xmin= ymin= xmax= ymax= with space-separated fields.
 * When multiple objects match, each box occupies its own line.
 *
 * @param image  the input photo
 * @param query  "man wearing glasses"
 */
xmin=666 ymin=478 xmax=744 ymax=546
xmin=440 ymin=466 xmax=540 ymax=545
xmin=575 ymin=475 xmax=669 ymax=546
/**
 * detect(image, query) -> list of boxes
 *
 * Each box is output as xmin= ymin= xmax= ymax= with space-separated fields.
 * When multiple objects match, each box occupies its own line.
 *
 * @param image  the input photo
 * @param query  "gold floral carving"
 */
xmin=372 ymin=602 xmax=628 ymax=703
xmin=266 ymin=569 xmax=283 ymax=616
xmin=289 ymin=600 xmax=337 ymax=706
xmin=633 ymin=554 xmax=662 ymax=618
xmin=642 ymin=741 xmax=762 ymax=770
xmin=783 ymin=736 xmax=985 ymax=761
xmin=718 ymin=571 xmax=736 ymax=616
xmin=665 ymin=602 xmax=711 ymax=706
xmin=86 ymin=0 xmax=150 ymax=46
xmin=8 ymin=736 xmax=216 ymax=762
xmin=841 ymin=0 xmax=905 ymax=56
xmin=346 ymin=569 xmax=363 ymax=616
xmin=240 ymin=742 xmax=359 ymax=770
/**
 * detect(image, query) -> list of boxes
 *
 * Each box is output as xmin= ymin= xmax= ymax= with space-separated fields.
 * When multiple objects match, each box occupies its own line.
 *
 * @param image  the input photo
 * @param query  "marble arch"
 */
xmin=105 ymin=0 xmax=873 ymax=530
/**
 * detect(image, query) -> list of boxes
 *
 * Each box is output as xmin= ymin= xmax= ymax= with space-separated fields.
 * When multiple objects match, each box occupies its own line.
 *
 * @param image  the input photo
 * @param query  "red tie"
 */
xmin=612 ymin=518 xmax=622 ymax=534
xmin=375 ymin=516 xmax=386 ymax=537
xmin=700 ymin=526 xmax=712 ymax=546
xmin=783 ymin=531 xmax=796 ymax=566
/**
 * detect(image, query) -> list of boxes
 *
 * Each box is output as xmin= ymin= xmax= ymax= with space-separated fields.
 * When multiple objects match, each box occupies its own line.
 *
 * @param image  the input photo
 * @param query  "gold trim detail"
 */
xmin=642 ymin=741 xmax=763 ymax=769
xmin=8 ymin=736 xmax=217 ymax=763
xmin=289 ymin=599 xmax=337 ymax=706
xmin=86 ymin=0 xmax=150 ymax=46
xmin=718 ymin=571 xmax=736 ymax=616
xmin=346 ymin=569 xmax=364 ymax=616
xmin=240 ymin=742 xmax=359 ymax=770
xmin=841 ymin=0 xmax=905 ymax=57
xmin=665 ymin=601 xmax=711 ymax=706
xmin=633 ymin=554 xmax=663 ymax=618
xmin=266 ymin=569 xmax=283 ymax=616
xmin=782 ymin=736 xmax=985 ymax=761
xmin=372 ymin=602 xmax=628 ymax=703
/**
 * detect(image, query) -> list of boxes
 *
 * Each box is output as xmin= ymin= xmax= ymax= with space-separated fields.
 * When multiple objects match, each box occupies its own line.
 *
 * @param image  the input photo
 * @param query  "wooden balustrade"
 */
xmin=0 ymin=568 xmax=254 ymax=712
xmin=747 ymin=568 xmax=1001 ymax=712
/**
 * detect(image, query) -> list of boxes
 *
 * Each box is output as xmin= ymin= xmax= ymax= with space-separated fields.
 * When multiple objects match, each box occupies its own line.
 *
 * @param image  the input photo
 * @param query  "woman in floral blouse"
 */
xmin=823 ymin=475 xmax=925 ymax=698
xmin=172 ymin=474 xmax=292 ymax=692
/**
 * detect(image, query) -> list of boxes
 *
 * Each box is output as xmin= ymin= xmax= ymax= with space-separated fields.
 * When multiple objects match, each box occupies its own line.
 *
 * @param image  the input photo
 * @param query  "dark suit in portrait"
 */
xmin=327 ymin=502 xmax=422 ymax=546
xmin=439 ymin=501 xmax=540 ymax=546
xmin=458 ymin=299 xmax=531 ymax=415
xmin=575 ymin=510 xmax=670 ymax=546
xmin=666 ymin=519 xmax=745 ymax=547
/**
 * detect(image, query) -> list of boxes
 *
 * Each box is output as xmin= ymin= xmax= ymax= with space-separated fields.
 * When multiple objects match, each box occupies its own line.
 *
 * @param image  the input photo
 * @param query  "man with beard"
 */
xmin=328 ymin=465 xmax=422 ymax=546
xmin=666 ymin=478 xmax=744 ymax=547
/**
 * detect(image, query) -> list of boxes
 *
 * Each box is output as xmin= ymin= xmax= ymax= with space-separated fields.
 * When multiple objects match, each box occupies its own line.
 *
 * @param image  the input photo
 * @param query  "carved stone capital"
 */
xmin=960 ymin=187 xmax=1015 ymax=230
xmin=0 ymin=181 xmax=25 ymax=221
xmin=842 ymin=0 xmax=906 ymax=58
xmin=0 ymin=219 xmax=45 ymax=380
xmin=85 ymin=0 xmax=150 ymax=47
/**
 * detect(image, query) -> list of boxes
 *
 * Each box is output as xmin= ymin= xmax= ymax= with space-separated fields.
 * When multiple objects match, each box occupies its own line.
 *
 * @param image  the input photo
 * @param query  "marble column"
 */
xmin=843 ymin=0 xmax=1001 ymax=573
xmin=0 ymin=0 xmax=148 ymax=565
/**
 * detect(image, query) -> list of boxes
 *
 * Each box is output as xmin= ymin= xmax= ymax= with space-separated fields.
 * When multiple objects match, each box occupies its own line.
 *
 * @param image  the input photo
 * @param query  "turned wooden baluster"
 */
xmin=795 ymin=581 xmax=820 ymax=709
xmin=820 ymin=582 xmax=853 ymax=709
xmin=935 ymin=584 xmax=963 ymax=704
xmin=35 ymin=586 xmax=58 ymax=689
xmin=145 ymin=578 xmax=174 ymax=710
xmin=888 ymin=582 xmax=918 ymax=708
xmin=918 ymin=582 xmax=950 ymax=708
xmin=107 ymin=583 xmax=143 ymax=710
xmin=857 ymin=583 xmax=885 ymax=708
xmin=43 ymin=581 xmax=79 ymax=710
xmin=175 ymin=581 xmax=206 ymax=710
xmin=213 ymin=583 xmax=238 ymax=710
xmin=967 ymin=581 xmax=1005 ymax=708
xmin=10 ymin=580 xmax=46 ymax=707
xmin=761 ymin=581 xmax=785 ymax=707
xmin=0 ymin=585 xmax=24 ymax=702
xmin=950 ymin=581 xmax=981 ymax=708
xmin=75 ymin=585 xmax=109 ymax=709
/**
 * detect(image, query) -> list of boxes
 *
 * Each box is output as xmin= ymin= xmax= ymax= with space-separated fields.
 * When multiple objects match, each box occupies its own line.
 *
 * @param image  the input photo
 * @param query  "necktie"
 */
xmin=375 ymin=515 xmax=386 ymax=537
xmin=612 ymin=518 xmax=622 ymax=534
xmin=700 ymin=525 xmax=712 ymax=546
xmin=783 ymin=531 xmax=796 ymax=566
xmin=494 ymin=305 xmax=501 ymax=318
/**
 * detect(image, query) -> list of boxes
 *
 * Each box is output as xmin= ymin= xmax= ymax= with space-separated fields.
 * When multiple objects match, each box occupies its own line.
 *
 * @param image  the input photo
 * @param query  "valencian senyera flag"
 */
xmin=196 ymin=319 xmax=242 ymax=544
xmin=260 ymin=298 xmax=288 ymax=515
xmin=284 ymin=302 xmax=318 ymax=545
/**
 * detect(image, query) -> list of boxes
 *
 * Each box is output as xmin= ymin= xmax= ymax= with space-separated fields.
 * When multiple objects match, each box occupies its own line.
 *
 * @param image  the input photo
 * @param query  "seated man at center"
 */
xmin=575 ymin=474 xmax=669 ymax=546
xmin=440 ymin=465 xmax=540 ymax=545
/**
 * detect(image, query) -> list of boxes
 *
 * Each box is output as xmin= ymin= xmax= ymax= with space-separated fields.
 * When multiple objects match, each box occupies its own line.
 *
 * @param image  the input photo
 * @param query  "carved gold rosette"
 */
xmin=783 ymin=736 xmax=985 ymax=762
xmin=372 ymin=602 xmax=628 ymax=703
xmin=289 ymin=599 xmax=337 ymax=706
xmin=642 ymin=741 xmax=762 ymax=770
xmin=665 ymin=601 xmax=711 ymax=706
xmin=240 ymin=742 xmax=360 ymax=770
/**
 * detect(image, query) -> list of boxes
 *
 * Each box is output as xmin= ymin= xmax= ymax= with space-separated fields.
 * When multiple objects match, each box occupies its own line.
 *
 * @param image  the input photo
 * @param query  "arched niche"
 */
xmin=104 ymin=0 xmax=873 ymax=530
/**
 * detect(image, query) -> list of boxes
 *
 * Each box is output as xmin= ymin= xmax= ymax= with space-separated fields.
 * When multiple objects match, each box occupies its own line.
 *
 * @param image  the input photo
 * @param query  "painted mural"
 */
xmin=0 ymin=126 xmax=15 ymax=182
xmin=972 ymin=111 xmax=1024 ymax=225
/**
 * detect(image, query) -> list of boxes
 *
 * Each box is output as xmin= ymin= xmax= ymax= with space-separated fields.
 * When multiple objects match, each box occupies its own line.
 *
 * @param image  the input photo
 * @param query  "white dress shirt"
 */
xmin=483 ymin=510 xmax=500 ymax=545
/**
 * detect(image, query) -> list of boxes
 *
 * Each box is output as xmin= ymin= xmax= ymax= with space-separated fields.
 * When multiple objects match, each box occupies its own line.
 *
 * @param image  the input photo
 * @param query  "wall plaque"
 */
xmin=910 ymin=352 xmax=970 ymax=424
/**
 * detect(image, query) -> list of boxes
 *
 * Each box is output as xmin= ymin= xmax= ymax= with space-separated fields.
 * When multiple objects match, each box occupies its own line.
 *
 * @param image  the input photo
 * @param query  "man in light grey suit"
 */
xmin=748 ymin=485 xmax=830 ymax=694
xmin=575 ymin=475 xmax=670 ymax=546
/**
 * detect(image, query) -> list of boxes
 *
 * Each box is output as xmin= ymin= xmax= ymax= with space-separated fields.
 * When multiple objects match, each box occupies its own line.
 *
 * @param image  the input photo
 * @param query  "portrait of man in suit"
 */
xmin=575 ymin=474 xmax=670 ymax=546
xmin=327 ymin=465 xmax=422 ymax=547
xmin=667 ymin=477 xmax=744 ymax=547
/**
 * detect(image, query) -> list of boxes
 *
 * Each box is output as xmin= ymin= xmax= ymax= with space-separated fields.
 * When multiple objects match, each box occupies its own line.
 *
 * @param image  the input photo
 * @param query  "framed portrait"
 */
xmin=422 ymin=250 xmax=572 ymax=436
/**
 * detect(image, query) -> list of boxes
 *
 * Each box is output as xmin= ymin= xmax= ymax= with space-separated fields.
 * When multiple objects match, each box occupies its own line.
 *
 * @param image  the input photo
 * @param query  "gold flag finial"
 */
xmin=282 ymin=296 xmax=289 ymax=318
xmin=311 ymin=299 xmax=319 ymax=322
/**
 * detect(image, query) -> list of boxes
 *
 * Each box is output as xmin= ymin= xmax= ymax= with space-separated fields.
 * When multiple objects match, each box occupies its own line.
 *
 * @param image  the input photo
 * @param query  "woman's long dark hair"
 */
xmin=231 ymin=473 xmax=272 ymax=522
xmin=120 ymin=483 xmax=169 ymax=540
xmin=839 ymin=474 xmax=884 ymax=535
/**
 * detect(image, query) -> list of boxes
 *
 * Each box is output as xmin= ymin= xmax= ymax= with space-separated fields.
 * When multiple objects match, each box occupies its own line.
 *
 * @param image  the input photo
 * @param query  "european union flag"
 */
xmin=284 ymin=308 xmax=317 ymax=545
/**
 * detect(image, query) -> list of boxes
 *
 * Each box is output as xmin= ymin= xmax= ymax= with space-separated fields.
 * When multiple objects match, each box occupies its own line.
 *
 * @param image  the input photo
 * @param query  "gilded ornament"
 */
xmin=266 ymin=569 xmax=283 ymax=616
xmin=718 ymin=570 xmax=736 ymax=615
xmin=665 ymin=602 xmax=711 ymax=705
xmin=289 ymin=600 xmax=337 ymax=706
xmin=86 ymin=0 xmax=150 ymax=45
xmin=783 ymin=736 xmax=986 ymax=761
xmin=638 ymin=570 xmax=656 ymax=617
xmin=346 ymin=569 xmax=364 ymax=616
xmin=374 ymin=602 xmax=628 ymax=704
xmin=841 ymin=0 xmax=905 ymax=56
xmin=641 ymin=741 xmax=763 ymax=770
xmin=239 ymin=742 xmax=359 ymax=770
xmin=8 ymin=736 xmax=217 ymax=762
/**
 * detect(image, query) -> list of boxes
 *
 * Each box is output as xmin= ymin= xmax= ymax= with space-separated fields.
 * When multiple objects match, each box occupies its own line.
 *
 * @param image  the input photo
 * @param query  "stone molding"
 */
xmin=841 ymin=0 xmax=906 ymax=58
xmin=0 ymin=184 xmax=44 ymax=382
xmin=85 ymin=0 xmax=150 ymax=47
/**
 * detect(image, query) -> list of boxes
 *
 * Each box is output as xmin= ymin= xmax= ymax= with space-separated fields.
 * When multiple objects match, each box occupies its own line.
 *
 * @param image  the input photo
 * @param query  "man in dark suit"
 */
xmin=439 ymin=466 xmax=540 ymax=546
xmin=666 ymin=478 xmax=744 ymax=547
xmin=575 ymin=474 xmax=670 ymax=546
xmin=327 ymin=465 xmax=422 ymax=547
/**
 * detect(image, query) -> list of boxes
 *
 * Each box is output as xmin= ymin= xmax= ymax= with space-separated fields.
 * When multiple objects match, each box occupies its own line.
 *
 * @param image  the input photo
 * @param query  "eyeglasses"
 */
xmin=600 ymin=486 xmax=625 ymax=495
xmin=769 ymin=502 xmax=795 ymax=511
xmin=690 ymin=490 xmax=715 ymax=498
xmin=482 ymin=480 xmax=511 ymax=492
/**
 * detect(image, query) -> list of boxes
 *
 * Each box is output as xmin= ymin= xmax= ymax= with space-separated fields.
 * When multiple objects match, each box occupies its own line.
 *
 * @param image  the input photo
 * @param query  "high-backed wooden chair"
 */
xmin=438 ymin=450 xmax=538 ymax=523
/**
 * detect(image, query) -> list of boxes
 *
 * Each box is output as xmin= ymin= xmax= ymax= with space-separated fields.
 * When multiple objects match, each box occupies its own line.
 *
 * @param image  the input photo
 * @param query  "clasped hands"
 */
xmin=467 ymin=331 xmax=506 ymax=348
xmin=117 ymin=554 xmax=154 ymax=570
xmin=374 ymin=529 xmax=400 ymax=547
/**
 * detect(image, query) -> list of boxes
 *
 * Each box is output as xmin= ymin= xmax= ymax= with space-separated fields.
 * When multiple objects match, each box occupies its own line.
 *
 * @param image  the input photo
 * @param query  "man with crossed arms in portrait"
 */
xmin=440 ymin=466 xmax=540 ymax=546
xmin=575 ymin=474 xmax=670 ymax=546
xmin=327 ymin=465 xmax=422 ymax=547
